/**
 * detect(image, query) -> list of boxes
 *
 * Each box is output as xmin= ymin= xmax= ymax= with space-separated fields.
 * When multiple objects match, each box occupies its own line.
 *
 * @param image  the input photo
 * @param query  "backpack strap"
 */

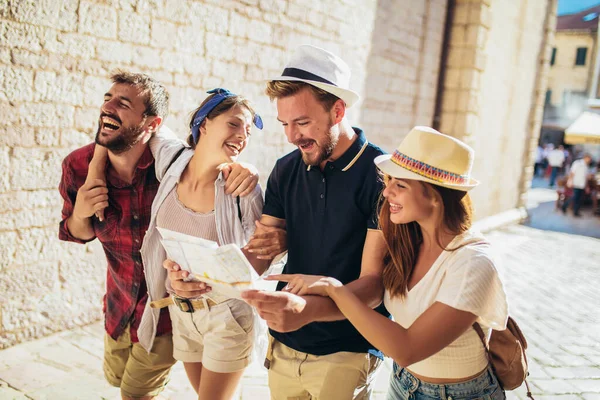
xmin=166 ymin=147 xmax=186 ymax=173
xmin=473 ymin=322 xmax=492 ymax=366
xmin=473 ymin=321 xmax=534 ymax=399
xmin=473 ymin=322 xmax=487 ymax=348
xmin=165 ymin=147 xmax=244 ymax=223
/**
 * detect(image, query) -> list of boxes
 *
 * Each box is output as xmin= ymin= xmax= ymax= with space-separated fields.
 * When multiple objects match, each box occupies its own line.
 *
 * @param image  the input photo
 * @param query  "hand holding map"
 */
xmin=158 ymin=227 xmax=279 ymax=299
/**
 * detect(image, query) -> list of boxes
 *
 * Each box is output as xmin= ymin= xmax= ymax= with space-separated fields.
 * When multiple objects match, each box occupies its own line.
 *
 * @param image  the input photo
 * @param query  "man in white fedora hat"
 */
xmin=241 ymin=44 xmax=389 ymax=399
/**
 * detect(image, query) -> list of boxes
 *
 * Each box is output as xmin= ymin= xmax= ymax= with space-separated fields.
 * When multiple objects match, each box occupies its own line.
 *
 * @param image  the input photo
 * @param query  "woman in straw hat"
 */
xmin=269 ymin=126 xmax=509 ymax=399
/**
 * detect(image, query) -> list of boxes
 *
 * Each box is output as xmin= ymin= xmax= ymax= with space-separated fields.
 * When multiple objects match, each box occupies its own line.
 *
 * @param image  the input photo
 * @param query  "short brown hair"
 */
xmin=265 ymin=81 xmax=340 ymax=111
xmin=186 ymin=94 xmax=257 ymax=149
xmin=111 ymin=70 xmax=169 ymax=119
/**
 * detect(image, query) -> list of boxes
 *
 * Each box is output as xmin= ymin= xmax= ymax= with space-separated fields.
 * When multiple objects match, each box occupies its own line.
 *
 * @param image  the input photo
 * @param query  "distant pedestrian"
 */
xmin=542 ymin=143 xmax=552 ymax=177
xmin=562 ymin=154 xmax=593 ymax=217
xmin=547 ymin=145 xmax=565 ymax=187
xmin=564 ymin=147 xmax=574 ymax=173
xmin=534 ymin=145 xmax=544 ymax=177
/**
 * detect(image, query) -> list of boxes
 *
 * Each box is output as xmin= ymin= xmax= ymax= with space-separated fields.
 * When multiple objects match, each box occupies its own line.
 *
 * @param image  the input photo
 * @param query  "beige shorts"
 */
xmin=168 ymin=298 xmax=254 ymax=373
xmin=267 ymin=335 xmax=382 ymax=400
xmin=103 ymin=326 xmax=175 ymax=398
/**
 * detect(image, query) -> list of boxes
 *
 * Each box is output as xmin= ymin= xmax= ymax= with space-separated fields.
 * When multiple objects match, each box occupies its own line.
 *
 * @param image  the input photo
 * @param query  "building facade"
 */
xmin=0 ymin=0 xmax=555 ymax=347
xmin=542 ymin=4 xmax=600 ymax=144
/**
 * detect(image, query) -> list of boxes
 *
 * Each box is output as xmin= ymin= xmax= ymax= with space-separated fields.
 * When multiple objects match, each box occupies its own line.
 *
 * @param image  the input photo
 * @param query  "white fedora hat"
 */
xmin=270 ymin=45 xmax=360 ymax=108
xmin=374 ymin=126 xmax=479 ymax=191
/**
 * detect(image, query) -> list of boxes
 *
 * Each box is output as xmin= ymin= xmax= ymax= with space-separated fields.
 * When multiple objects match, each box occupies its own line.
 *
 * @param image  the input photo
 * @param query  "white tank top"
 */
xmin=157 ymin=186 xmax=228 ymax=303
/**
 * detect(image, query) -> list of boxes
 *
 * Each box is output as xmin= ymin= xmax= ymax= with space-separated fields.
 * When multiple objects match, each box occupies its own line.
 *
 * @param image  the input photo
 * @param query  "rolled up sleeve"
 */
xmin=58 ymin=158 xmax=95 ymax=244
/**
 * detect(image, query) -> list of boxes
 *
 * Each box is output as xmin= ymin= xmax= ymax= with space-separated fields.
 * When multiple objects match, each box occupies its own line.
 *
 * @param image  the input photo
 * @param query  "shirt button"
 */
xmin=134 ymin=238 xmax=140 ymax=244
xmin=320 ymin=194 xmax=324 ymax=199
xmin=322 ymin=178 xmax=325 ymax=183
xmin=133 ymin=214 xmax=139 ymax=220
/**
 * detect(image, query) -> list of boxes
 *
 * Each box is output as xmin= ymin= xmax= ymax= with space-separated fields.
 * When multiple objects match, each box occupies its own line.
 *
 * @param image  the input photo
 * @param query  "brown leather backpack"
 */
xmin=474 ymin=317 xmax=533 ymax=398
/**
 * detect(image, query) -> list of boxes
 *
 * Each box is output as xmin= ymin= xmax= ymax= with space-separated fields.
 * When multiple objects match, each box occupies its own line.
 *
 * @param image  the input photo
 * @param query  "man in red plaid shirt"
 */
xmin=58 ymin=71 xmax=259 ymax=399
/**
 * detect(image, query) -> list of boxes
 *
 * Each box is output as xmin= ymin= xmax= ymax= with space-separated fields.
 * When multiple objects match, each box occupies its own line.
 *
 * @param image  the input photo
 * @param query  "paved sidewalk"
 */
xmin=525 ymin=177 xmax=600 ymax=239
xmin=1 ymin=224 xmax=599 ymax=399
xmin=523 ymin=179 xmax=600 ymax=239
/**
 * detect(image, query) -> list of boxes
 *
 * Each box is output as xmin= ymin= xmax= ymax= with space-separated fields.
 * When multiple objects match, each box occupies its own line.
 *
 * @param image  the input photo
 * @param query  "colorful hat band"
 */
xmin=391 ymin=150 xmax=470 ymax=185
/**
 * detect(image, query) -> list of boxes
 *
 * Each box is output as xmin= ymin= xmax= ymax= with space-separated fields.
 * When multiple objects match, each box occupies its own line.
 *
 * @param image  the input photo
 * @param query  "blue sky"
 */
xmin=558 ymin=0 xmax=600 ymax=15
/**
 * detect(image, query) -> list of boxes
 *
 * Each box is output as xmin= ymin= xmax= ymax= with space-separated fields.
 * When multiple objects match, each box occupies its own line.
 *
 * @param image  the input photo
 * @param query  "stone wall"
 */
xmin=438 ymin=0 xmax=554 ymax=219
xmin=359 ymin=0 xmax=448 ymax=149
xmin=0 ymin=0 xmax=449 ymax=348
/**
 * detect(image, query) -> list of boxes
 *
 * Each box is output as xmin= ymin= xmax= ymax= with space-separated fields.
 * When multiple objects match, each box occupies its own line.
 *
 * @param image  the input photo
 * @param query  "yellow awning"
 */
xmin=564 ymin=111 xmax=600 ymax=144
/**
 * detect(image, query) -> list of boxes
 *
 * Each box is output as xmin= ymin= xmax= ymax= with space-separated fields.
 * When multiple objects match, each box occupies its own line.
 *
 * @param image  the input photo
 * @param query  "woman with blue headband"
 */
xmin=87 ymin=88 xmax=284 ymax=399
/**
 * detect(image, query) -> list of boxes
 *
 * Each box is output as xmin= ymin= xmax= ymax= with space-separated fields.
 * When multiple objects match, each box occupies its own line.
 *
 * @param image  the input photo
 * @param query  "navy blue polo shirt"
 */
xmin=263 ymin=127 xmax=389 ymax=356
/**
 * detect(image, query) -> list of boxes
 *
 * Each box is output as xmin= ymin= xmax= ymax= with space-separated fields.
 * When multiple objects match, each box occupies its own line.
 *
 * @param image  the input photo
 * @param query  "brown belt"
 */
xmin=264 ymin=334 xmax=276 ymax=369
xmin=150 ymin=295 xmax=217 ymax=313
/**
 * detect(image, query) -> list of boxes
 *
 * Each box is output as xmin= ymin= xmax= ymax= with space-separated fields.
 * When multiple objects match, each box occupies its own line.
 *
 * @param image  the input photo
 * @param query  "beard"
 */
xmin=297 ymin=119 xmax=338 ymax=167
xmin=95 ymin=115 xmax=146 ymax=155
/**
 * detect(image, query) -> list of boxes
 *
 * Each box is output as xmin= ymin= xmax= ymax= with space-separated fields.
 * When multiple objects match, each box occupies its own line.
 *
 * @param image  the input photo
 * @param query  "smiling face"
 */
xmin=276 ymin=87 xmax=343 ymax=167
xmin=95 ymin=83 xmax=156 ymax=154
xmin=382 ymin=177 xmax=437 ymax=225
xmin=199 ymin=104 xmax=253 ymax=163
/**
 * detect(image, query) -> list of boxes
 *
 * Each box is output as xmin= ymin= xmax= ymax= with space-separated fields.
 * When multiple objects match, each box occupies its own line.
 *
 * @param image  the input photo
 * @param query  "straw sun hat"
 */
xmin=374 ymin=126 xmax=479 ymax=191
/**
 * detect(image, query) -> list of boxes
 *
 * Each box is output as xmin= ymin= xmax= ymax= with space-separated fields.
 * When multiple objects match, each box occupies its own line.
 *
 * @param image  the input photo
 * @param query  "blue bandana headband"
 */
xmin=191 ymin=88 xmax=263 ymax=144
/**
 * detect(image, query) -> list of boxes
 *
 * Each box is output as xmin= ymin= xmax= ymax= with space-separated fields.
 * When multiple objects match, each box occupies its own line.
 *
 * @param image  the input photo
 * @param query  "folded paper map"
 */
xmin=157 ymin=227 xmax=279 ymax=299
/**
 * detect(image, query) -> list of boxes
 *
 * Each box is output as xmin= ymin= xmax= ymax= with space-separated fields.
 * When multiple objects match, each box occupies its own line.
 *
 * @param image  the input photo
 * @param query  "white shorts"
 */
xmin=168 ymin=298 xmax=254 ymax=373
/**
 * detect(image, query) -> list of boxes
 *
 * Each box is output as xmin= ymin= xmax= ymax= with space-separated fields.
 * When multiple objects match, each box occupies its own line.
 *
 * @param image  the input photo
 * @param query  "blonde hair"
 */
xmin=265 ymin=81 xmax=340 ymax=111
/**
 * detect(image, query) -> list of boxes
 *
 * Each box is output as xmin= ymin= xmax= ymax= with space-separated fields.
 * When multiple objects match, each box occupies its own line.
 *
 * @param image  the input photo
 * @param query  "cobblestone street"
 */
xmin=0 ymin=222 xmax=599 ymax=399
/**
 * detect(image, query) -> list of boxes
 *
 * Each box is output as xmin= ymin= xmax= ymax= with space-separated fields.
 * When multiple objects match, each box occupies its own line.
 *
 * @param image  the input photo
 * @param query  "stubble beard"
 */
xmin=95 ymin=119 xmax=146 ymax=155
xmin=301 ymin=119 xmax=338 ymax=167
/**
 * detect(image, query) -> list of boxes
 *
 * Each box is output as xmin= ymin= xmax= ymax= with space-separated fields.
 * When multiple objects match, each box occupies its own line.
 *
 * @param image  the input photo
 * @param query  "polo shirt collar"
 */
xmin=306 ymin=127 xmax=369 ymax=172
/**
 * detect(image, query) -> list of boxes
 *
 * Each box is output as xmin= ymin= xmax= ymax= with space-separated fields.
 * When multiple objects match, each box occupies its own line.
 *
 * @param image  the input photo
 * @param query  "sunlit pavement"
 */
xmin=1 ymin=190 xmax=599 ymax=399
xmin=525 ymin=177 xmax=600 ymax=239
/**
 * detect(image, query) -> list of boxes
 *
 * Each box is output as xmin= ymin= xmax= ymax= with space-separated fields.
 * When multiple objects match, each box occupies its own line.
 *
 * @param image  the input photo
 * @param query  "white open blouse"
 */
xmin=383 ymin=229 xmax=509 ymax=379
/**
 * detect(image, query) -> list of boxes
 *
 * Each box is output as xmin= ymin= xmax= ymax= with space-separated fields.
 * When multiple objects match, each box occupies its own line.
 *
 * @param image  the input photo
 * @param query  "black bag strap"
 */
xmin=166 ymin=147 xmax=186 ymax=173
xmin=167 ymin=147 xmax=243 ymax=223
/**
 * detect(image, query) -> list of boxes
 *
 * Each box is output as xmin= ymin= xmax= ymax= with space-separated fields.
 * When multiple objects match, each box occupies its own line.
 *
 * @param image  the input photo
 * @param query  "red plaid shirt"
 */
xmin=58 ymin=143 xmax=171 ymax=342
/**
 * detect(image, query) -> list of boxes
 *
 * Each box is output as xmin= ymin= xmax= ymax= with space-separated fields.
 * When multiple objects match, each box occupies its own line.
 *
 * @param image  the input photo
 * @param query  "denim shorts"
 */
xmin=387 ymin=363 xmax=506 ymax=400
